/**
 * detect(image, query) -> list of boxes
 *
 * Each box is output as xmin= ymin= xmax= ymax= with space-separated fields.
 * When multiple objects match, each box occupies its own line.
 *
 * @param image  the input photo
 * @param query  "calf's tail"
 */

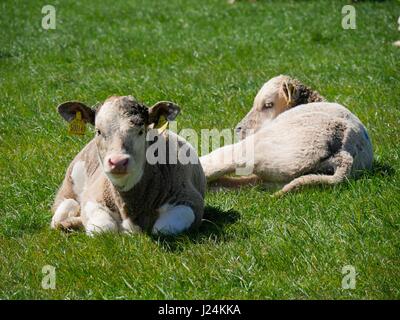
xmin=275 ymin=151 xmax=354 ymax=196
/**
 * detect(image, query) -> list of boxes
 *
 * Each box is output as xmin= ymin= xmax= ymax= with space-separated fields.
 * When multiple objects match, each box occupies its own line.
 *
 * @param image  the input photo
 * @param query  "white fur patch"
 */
xmin=51 ymin=198 xmax=80 ymax=228
xmin=105 ymin=168 xmax=144 ymax=192
xmin=71 ymin=161 xmax=87 ymax=201
xmin=121 ymin=218 xmax=141 ymax=234
xmin=83 ymin=201 xmax=119 ymax=236
xmin=152 ymin=205 xmax=195 ymax=235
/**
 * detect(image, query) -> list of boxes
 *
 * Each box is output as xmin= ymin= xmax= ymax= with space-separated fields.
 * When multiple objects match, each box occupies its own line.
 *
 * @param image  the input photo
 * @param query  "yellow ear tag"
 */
xmin=68 ymin=111 xmax=86 ymax=136
xmin=154 ymin=115 xmax=169 ymax=134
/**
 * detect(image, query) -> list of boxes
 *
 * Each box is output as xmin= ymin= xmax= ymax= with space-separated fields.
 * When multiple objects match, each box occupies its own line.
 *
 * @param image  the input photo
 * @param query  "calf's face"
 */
xmin=235 ymin=75 xmax=290 ymax=139
xmin=235 ymin=75 xmax=324 ymax=140
xmin=58 ymin=96 xmax=180 ymax=191
xmin=94 ymin=96 xmax=149 ymax=190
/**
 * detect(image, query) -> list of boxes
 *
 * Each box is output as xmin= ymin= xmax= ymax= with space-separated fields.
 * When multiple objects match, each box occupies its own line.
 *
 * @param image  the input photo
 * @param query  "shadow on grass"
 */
xmin=207 ymin=159 xmax=394 ymax=192
xmin=350 ymin=0 xmax=388 ymax=2
xmin=153 ymin=205 xmax=241 ymax=252
xmin=365 ymin=160 xmax=396 ymax=177
xmin=202 ymin=205 xmax=241 ymax=233
xmin=265 ymin=160 xmax=396 ymax=195
xmin=0 ymin=50 xmax=15 ymax=59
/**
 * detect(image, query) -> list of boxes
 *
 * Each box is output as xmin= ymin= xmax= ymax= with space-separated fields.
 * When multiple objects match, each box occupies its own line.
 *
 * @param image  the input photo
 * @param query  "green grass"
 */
xmin=0 ymin=0 xmax=399 ymax=299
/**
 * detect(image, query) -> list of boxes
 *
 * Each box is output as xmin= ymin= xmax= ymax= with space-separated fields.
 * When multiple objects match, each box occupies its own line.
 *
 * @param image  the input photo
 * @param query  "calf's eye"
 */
xmin=263 ymin=102 xmax=274 ymax=110
xmin=96 ymin=129 xmax=102 ymax=136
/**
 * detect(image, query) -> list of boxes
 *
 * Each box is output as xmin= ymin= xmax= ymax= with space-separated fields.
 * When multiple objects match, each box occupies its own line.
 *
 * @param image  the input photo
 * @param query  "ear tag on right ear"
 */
xmin=68 ymin=111 xmax=86 ymax=136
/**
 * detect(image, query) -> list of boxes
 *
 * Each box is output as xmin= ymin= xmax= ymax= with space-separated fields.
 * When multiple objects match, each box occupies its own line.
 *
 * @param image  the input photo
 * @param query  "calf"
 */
xmin=51 ymin=96 xmax=206 ymax=235
xmin=200 ymin=76 xmax=373 ymax=194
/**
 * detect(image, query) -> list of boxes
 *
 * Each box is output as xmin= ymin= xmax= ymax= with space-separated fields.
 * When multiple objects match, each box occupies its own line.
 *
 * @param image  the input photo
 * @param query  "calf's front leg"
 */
xmin=51 ymin=198 xmax=80 ymax=229
xmin=82 ymin=201 xmax=120 ymax=236
xmin=200 ymin=137 xmax=255 ymax=181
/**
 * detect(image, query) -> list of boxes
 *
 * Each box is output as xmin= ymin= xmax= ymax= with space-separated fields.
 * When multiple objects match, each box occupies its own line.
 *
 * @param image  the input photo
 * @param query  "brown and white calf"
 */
xmin=51 ymin=96 xmax=206 ymax=235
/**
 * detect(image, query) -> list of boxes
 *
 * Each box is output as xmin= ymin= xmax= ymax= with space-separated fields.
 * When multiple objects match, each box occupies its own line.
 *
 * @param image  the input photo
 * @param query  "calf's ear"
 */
xmin=281 ymin=78 xmax=325 ymax=107
xmin=281 ymin=80 xmax=296 ymax=107
xmin=148 ymin=101 xmax=180 ymax=126
xmin=57 ymin=101 xmax=96 ymax=125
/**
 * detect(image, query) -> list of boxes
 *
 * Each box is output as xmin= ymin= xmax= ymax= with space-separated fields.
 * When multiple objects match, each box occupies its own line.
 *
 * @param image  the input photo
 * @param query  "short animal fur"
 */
xmin=200 ymin=75 xmax=373 ymax=194
xmin=52 ymin=96 xmax=206 ymax=235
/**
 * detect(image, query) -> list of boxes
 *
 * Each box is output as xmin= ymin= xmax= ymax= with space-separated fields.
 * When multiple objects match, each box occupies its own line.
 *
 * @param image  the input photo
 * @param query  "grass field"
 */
xmin=0 ymin=0 xmax=399 ymax=299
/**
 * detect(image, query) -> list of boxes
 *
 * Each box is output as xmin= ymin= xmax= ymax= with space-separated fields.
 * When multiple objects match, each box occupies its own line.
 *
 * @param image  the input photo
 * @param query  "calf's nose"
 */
xmin=108 ymin=155 xmax=130 ymax=172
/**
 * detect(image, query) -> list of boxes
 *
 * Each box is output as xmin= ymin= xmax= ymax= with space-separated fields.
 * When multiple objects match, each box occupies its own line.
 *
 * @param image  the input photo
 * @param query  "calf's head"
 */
xmin=58 ymin=96 xmax=180 ymax=191
xmin=235 ymin=75 xmax=324 ymax=139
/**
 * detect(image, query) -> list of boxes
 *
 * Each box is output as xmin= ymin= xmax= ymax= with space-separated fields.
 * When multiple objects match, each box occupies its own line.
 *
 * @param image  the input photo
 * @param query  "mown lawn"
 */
xmin=0 ymin=0 xmax=399 ymax=299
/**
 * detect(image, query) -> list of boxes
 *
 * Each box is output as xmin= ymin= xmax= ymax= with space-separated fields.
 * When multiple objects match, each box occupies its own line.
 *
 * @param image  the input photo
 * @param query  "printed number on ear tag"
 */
xmin=68 ymin=111 xmax=86 ymax=136
xmin=154 ymin=115 xmax=169 ymax=134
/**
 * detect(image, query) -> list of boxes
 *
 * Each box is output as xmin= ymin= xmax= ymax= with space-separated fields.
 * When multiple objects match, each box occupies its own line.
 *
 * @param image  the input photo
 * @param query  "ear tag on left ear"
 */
xmin=68 ymin=111 xmax=86 ymax=136
xmin=154 ymin=115 xmax=169 ymax=134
